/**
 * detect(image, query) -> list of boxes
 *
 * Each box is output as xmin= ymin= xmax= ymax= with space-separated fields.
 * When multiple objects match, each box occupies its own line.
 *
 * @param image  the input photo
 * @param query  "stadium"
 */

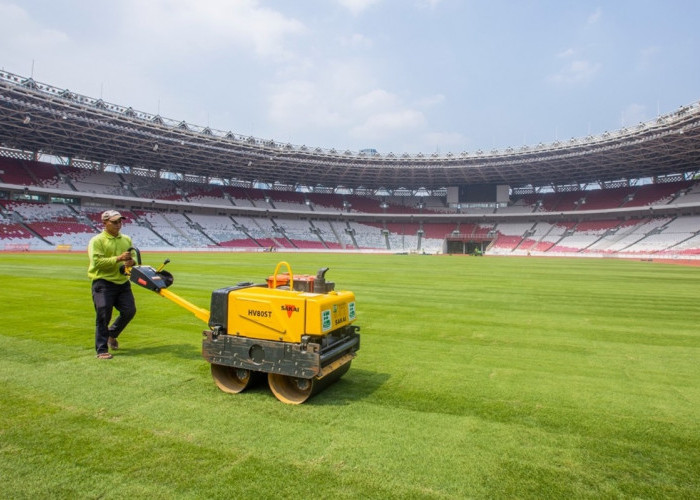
xmin=2 ymin=69 xmax=700 ymax=257
xmin=1 ymin=68 xmax=699 ymax=498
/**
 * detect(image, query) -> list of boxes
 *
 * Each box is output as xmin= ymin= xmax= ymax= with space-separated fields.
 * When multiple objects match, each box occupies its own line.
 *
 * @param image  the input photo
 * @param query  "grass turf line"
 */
xmin=0 ymin=252 xmax=699 ymax=498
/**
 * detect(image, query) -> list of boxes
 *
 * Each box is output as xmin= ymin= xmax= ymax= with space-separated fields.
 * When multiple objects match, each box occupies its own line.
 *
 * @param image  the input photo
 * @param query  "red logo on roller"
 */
xmin=282 ymin=304 xmax=299 ymax=318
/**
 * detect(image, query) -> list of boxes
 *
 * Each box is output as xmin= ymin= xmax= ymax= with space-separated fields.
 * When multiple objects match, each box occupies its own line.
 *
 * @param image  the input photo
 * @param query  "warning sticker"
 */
xmin=321 ymin=309 xmax=332 ymax=331
xmin=348 ymin=301 xmax=356 ymax=320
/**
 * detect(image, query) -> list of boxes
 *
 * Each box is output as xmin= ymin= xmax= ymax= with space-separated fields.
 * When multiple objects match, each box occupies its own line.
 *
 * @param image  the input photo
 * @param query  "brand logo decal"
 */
xmin=281 ymin=304 xmax=299 ymax=318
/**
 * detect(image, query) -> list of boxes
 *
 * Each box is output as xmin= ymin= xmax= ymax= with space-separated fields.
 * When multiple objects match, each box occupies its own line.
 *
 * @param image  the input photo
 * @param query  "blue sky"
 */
xmin=1 ymin=0 xmax=699 ymax=155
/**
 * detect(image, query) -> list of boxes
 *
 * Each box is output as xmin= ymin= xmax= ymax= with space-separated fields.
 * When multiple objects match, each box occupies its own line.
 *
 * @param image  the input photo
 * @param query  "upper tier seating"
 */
xmin=3 ymin=157 xmax=700 ymax=256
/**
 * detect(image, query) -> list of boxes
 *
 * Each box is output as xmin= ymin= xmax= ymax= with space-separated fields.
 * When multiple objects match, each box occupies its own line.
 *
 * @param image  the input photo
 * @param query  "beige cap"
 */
xmin=101 ymin=210 xmax=124 ymax=222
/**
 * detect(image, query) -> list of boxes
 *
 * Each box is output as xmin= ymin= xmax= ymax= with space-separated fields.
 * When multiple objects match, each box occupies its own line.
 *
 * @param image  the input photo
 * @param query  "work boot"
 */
xmin=108 ymin=337 xmax=119 ymax=350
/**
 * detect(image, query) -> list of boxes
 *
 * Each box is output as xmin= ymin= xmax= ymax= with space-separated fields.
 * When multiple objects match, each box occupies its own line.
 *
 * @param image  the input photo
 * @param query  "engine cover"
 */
xmin=209 ymin=286 xmax=356 ymax=343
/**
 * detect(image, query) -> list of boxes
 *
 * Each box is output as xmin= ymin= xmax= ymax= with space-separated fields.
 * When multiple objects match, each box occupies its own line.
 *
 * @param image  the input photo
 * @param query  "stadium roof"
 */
xmin=1 ymin=70 xmax=699 ymax=191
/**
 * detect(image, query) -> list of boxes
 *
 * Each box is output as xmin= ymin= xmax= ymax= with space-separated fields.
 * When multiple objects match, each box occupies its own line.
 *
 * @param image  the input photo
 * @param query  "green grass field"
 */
xmin=1 ymin=252 xmax=699 ymax=498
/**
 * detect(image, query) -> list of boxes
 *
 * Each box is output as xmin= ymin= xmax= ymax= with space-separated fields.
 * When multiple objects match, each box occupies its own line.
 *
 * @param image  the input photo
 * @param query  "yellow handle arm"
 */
xmin=158 ymin=288 xmax=210 ymax=324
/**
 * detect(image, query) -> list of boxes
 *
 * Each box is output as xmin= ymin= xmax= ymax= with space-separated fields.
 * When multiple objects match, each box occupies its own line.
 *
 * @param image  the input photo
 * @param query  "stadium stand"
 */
xmin=2 ymin=183 xmax=700 ymax=255
xmin=2 ymin=148 xmax=700 ymax=256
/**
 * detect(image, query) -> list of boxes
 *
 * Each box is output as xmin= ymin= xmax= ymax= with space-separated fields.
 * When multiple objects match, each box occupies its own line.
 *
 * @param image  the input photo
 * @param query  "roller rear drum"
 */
xmin=211 ymin=364 xmax=258 ymax=394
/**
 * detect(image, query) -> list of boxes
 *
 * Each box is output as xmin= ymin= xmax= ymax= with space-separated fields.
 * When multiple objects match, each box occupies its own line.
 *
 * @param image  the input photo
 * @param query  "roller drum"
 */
xmin=268 ymin=357 xmax=352 ymax=404
xmin=210 ymin=364 xmax=259 ymax=394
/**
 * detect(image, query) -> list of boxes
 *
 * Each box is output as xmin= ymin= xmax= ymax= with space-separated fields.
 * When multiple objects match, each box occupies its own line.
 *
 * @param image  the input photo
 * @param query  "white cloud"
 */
xmin=353 ymin=89 xmax=400 ymax=110
xmin=123 ymin=0 xmax=306 ymax=60
xmin=548 ymin=59 xmax=601 ymax=86
xmin=556 ymin=48 xmax=576 ymax=59
xmin=0 ymin=0 xmax=308 ymax=113
xmin=266 ymin=59 xmax=372 ymax=131
xmin=350 ymin=109 xmax=425 ymax=142
xmin=339 ymin=33 xmax=373 ymax=50
xmin=0 ymin=3 xmax=70 ymax=72
xmin=322 ymin=58 xmax=378 ymax=97
xmin=416 ymin=0 xmax=442 ymax=9
xmin=267 ymin=79 xmax=344 ymax=130
xmin=336 ymin=0 xmax=382 ymax=16
xmin=587 ymin=7 xmax=602 ymax=24
xmin=418 ymin=94 xmax=446 ymax=107
xmin=265 ymin=51 xmax=429 ymax=149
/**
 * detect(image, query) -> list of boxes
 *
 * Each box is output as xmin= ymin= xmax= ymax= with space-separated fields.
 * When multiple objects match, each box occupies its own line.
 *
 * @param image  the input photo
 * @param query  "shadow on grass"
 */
xmin=198 ymin=367 xmax=391 ymax=405
xmin=114 ymin=345 xmax=390 ymax=405
xmin=191 ymin=368 xmax=391 ymax=405
xmin=310 ymin=368 xmax=391 ymax=406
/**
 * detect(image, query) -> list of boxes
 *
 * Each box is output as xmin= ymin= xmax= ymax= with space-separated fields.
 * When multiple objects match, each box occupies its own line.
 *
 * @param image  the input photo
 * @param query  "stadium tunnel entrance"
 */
xmin=444 ymin=234 xmax=493 ymax=255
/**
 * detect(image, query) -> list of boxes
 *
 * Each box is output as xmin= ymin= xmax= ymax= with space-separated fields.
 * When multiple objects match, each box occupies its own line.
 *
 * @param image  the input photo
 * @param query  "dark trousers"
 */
xmin=92 ymin=279 xmax=136 ymax=354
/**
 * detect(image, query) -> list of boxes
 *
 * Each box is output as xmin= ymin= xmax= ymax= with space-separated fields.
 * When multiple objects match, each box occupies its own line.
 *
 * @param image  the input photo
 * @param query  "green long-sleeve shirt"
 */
xmin=87 ymin=231 xmax=133 ymax=284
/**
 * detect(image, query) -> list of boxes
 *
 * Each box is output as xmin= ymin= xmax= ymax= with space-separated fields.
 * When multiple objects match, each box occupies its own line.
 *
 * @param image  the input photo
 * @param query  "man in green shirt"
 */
xmin=88 ymin=210 xmax=137 ymax=359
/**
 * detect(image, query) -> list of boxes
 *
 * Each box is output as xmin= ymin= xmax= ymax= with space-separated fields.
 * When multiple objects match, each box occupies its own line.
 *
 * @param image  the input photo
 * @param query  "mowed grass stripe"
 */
xmin=0 ymin=252 xmax=699 ymax=498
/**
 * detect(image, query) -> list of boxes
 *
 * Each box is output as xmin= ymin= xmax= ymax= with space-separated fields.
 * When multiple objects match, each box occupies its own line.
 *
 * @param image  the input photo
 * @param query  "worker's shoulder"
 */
xmin=88 ymin=231 xmax=106 ymax=244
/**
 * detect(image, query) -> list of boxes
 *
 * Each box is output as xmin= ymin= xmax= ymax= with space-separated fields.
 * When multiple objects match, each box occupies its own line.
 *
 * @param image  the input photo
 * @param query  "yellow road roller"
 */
xmin=126 ymin=253 xmax=360 ymax=404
